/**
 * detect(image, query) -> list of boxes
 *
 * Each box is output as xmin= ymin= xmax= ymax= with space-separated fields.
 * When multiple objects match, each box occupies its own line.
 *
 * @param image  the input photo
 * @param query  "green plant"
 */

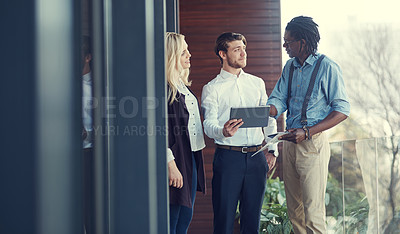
xmin=259 ymin=169 xmax=293 ymax=234
xmin=235 ymin=169 xmax=293 ymax=233
xmin=325 ymin=173 xmax=369 ymax=233
xmin=344 ymin=195 xmax=369 ymax=233
xmin=325 ymin=173 xmax=344 ymax=218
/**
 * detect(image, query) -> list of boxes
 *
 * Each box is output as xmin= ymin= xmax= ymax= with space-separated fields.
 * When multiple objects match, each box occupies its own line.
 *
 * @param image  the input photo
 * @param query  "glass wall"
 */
xmin=327 ymin=136 xmax=400 ymax=233
xmin=1 ymin=0 xmax=170 ymax=233
xmin=82 ymin=0 xmax=170 ymax=233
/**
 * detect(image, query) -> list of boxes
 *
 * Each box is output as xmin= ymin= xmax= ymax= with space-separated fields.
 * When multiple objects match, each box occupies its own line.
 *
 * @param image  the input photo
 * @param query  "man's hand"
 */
xmin=279 ymin=111 xmax=348 ymax=144
xmin=279 ymin=128 xmax=306 ymax=144
xmin=168 ymin=160 xmax=183 ymax=189
xmin=269 ymin=105 xmax=278 ymax=117
xmin=222 ymin=119 xmax=243 ymax=137
xmin=265 ymin=152 xmax=277 ymax=170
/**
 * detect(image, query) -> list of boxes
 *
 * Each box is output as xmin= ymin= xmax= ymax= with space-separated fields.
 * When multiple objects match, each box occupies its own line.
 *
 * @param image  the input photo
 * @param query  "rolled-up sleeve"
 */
xmin=201 ymin=84 xmax=226 ymax=140
xmin=267 ymin=64 xmax=291 ymax=119
xmin=325 ymin=63 xmax=351 ymax=116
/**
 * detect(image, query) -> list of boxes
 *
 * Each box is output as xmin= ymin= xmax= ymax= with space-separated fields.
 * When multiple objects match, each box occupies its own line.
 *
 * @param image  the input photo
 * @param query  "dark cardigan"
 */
xmin=168 ymin=87 xmax=206 ymax=208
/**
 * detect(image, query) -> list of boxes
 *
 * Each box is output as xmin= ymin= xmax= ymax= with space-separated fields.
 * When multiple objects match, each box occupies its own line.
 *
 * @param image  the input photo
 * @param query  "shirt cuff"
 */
xmin=268 ymin=149 xmax=279 ymax=157
xmin=332 ymin=106 xmax=351 ymax=117
xmin=217 ymin=127 xmax=226 ymax=140
xmin=167 ymin=148 xmax=175 ymax=163
xmin=264 ymin=137 xmax=279 ymax=157
xmin=267 ymin=100 xmax=285 ymax=119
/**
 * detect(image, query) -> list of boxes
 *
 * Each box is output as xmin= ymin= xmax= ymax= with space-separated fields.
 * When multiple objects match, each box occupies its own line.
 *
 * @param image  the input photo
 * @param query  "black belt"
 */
xmin=216 ymin=144 xmax=262 ymax=153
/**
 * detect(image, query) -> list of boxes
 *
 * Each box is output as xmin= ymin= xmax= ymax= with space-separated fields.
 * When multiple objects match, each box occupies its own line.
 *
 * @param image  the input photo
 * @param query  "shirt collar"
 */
xmin=177 ymin=79 xmax=185 ymax=89
xmin=219 ymin=68 xmax=245 ymax=79
xmin=293 ymin=52 xmax=320 ymax=68
xmin=177 ymin=80 xmax=190 ymax=95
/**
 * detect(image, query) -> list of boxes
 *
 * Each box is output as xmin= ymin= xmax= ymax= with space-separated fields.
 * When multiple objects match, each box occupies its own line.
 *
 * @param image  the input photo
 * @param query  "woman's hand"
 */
xmin=168 ymin=160 xmax=183 ymax=189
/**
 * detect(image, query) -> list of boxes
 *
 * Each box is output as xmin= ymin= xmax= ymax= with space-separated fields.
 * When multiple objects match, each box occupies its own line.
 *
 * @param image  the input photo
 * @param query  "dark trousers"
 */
xmin=83 ymin=148 xmax=95 ymax=234
xmin=170 ymin=153 xmax=197 ymax=234
xmin=212 ymin=147 xmax=268 ymax=234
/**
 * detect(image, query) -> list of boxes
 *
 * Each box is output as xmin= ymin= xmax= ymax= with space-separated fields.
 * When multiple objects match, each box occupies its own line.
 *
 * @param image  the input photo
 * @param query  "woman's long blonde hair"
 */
xmin=165 ymin=32 xmax=191 ymax=104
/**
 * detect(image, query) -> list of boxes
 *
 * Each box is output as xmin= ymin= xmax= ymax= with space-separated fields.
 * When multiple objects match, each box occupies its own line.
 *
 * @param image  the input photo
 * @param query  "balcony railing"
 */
xmin=326 ymin=136 xmax=400 ymax=233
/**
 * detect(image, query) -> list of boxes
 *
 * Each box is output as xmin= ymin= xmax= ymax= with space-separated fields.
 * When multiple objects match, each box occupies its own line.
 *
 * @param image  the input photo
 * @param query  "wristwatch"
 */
xmin=268 ymin=150 xmax=278 ymax=157
xmin=302 ymin=125 xmax=311 ymax=140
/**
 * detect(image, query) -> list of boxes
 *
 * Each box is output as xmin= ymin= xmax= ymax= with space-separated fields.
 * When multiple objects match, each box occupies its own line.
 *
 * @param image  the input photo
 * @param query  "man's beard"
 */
xmin=227 ymin=56 xmax=246 ymax=69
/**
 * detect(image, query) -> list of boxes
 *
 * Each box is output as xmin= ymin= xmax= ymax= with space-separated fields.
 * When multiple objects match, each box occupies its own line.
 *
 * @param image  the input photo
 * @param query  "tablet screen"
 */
xmin=229 ymin=106 xmax=270 ymax=128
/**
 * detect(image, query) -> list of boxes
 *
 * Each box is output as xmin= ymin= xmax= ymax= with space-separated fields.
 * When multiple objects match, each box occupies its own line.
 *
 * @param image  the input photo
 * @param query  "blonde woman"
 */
xmin=165 ymin=32 xmax=206 ymax=234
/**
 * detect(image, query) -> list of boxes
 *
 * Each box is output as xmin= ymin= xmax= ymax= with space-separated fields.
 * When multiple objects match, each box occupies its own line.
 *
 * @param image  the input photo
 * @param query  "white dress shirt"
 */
xmin=82 ymin=72 xmax=93 ymax=149
xmin=201 ymin=69 xmax=278 ymax=155
xmin=167 ymin=82 xmax=206 ymax=162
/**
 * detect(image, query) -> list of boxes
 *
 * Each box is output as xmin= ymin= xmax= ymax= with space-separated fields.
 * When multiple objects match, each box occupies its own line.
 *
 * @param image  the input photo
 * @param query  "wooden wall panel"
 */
xmin=179 ymin=0 xmax=284 ymax=233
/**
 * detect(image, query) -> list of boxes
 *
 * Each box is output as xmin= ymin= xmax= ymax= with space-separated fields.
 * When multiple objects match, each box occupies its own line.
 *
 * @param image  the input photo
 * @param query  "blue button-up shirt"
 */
xmin=267 ymin=53 xmax=350 ymax=129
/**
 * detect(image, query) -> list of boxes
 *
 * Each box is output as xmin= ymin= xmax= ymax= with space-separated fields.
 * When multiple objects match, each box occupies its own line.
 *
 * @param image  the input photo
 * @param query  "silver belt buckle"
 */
xmin=241 ymin=147 xmax=248 ymax=153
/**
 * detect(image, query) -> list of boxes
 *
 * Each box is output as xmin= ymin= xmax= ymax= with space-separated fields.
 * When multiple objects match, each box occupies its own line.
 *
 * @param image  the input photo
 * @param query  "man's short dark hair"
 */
xmin=286 ymin=16 xmax=320 ymax=56
xmin=214 ymin=32 xmax=247 ymax=64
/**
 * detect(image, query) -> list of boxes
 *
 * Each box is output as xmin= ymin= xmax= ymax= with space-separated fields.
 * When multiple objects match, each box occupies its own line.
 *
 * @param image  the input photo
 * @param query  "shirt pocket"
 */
xmin=288 ymin=96 xmax=303 ymax=115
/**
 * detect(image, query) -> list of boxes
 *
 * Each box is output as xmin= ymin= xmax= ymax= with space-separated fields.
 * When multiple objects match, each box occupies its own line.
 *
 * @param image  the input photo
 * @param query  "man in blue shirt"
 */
xmin=267 ymin=16 xmax=350 ymax=233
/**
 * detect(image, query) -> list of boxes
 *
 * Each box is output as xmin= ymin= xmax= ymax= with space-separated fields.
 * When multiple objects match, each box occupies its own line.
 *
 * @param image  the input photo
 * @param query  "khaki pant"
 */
xmin=283 ymin=132 xmax=330 ymax=234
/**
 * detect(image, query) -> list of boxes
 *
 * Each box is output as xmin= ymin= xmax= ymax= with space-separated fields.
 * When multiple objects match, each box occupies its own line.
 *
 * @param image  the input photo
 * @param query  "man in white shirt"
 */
xmin=201 ymin=32 xmax=278 ymax=234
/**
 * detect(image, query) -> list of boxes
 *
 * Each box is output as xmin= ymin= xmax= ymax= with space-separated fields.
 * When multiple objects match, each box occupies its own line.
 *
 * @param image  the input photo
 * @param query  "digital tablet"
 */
xmin=229 ymin=106 xmax=270 ymax=128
